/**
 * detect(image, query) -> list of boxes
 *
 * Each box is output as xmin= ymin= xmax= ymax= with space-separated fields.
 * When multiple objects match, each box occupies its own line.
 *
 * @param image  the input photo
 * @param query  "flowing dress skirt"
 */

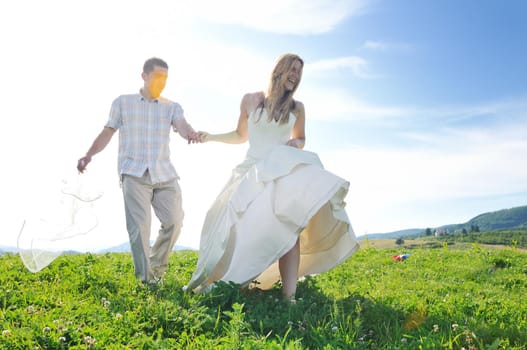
xmin=186 ymin=145 xmax=359 ymax=293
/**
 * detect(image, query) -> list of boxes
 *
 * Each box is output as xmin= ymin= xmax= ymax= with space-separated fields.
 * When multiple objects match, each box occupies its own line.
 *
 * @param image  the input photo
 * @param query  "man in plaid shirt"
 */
xmin=77 ymin=57 xmax=200 ymax=284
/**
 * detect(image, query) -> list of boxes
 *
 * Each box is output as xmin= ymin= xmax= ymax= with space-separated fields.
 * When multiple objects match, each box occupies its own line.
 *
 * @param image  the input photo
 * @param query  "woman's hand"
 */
xmin=286 ymin=138 xmax=304 ymax=149
xmin=197 ymin=131 xmax=210 ymax=143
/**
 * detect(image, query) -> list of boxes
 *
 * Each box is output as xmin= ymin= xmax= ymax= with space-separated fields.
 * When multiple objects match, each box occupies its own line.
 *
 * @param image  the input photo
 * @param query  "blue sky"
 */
xmin=1 ymin=0 xmax=526 ymax=251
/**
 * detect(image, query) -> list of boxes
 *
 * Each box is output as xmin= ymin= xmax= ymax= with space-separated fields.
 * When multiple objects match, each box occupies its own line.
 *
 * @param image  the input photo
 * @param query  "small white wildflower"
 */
xmin=84 ymin=335 xmax=96 ymax=348
xmin=2 ymin=330 xmax=11 ymax=336
xmin=59 ymin=336 xmax=66 ymax=343
xmin=452 ymin=323 xmax=459 ymax=331
xmin=331 ymin=326 xmax=338 ymax=332
xmin=26 ymin=305 xmax=35 ymax=314
xmin=115 ymin=313 xmax=123 ymax=319
xmin=287 ymin=321 xmax=293 ymax=326
xmin=433 ymin=324 xmax=439 ymax=333
xmin=401 ymin=338 xmax=407 ymax=343
xmin=103 ymin=300 xmax=111 ymax=308
xmin=42 ymin=326 xmax=51 ymax=333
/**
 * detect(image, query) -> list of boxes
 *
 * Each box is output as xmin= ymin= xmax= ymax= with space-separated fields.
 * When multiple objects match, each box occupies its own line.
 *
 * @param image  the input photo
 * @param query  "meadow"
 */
xmin=1 ymin=241 xmax=526 ymax=349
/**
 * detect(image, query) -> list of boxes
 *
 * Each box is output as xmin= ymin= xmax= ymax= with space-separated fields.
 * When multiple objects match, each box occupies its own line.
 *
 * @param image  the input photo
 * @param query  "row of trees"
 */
xmin=422 ymin=225 xmax=480 ymax=237
xmin=396 ymin=229 xmax=527 ymax=248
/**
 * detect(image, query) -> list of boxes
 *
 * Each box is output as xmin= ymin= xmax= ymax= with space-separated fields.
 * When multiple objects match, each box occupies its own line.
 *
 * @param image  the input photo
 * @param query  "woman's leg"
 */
xmin=279 ymin=238 xmax=300 ymax=300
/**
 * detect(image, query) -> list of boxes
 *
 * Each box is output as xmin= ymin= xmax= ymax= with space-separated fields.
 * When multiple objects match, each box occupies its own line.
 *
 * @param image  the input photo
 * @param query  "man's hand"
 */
xmin=187 ymin=131 xmax=201 ymax=144
xmin=77 ymin=156 xmax=92 ymax=173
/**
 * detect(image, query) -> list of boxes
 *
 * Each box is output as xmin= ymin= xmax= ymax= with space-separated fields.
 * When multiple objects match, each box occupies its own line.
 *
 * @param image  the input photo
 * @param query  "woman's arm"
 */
xmin=287 ymin=101 xmax=305 ymax=149
xmin=200 ymin=93 xmax=259 ymax=144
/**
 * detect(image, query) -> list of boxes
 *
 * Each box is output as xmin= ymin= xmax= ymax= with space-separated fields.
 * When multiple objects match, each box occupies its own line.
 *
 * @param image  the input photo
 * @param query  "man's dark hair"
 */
xmin=143 ymin=57 xmax=168 ymax=74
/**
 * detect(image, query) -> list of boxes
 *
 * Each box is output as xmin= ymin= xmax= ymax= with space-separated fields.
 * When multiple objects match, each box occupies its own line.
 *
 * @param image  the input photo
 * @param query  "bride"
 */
xmin=187 ymin=53 xmax=359 ymax=301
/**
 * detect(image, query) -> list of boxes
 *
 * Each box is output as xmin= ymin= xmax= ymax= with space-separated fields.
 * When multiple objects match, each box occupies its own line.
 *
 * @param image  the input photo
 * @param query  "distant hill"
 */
xmin=359 ymin=228 xmax=424 ymax=240
xmin=0 ymin=243 xmax=196 ymax=256
xmin=438 ymin=205 xmax=527 ymax=233
xmin=0 ymin=245 xmax=18 ymax=255
xmin=359 ymin=205 xmax=527 ymax=240
xmin=97 ymin=242 xmax=196 ymax=253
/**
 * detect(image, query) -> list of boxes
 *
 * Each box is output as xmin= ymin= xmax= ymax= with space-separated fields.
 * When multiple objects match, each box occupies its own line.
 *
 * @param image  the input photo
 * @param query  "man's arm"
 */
xmin=174 ymin=118 xmax=200 ymax=143
xmin=77 ymin=127 xmax=116 ymax=173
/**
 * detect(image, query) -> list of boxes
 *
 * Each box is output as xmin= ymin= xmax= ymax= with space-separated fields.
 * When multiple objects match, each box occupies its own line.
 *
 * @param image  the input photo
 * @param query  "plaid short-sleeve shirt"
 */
xmin=105 ymin=94 xmax=184 ymax=184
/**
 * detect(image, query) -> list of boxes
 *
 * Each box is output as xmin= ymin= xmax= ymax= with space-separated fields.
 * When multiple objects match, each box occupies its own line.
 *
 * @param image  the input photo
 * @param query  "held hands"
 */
xmin=188 ymin=131 xmax=209 ymax=144
xmin=187 ymin=131 xmax=201 ymax=144
xmin=198 ymin=131 xmax=209 ymax=143
xmin=186 ymin=131 xmax=209 ymax=144
xmin=77 ymin=155 xmax=92 ymax=173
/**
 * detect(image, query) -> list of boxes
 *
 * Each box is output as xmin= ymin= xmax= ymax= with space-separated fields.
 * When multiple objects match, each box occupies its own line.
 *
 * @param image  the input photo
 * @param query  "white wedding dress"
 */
xmin=186 ymin=108 xmax=359 ymax=293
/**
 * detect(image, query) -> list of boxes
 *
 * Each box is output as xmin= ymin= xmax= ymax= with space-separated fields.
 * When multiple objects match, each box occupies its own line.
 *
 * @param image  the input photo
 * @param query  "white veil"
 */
xmin=18 ymin=174 xmax=103 ymax=272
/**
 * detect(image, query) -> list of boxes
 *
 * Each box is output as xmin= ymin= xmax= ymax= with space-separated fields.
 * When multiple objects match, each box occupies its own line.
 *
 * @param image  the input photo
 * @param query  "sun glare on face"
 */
xmin=146 ymin=68 xmax=168 ymax=99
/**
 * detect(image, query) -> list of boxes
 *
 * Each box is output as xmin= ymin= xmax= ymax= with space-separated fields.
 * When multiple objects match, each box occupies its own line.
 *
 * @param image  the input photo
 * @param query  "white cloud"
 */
xmin=301 ymin=90 xmax=527 ymax=234
xmin=299 ymin=86 xmax=411 ymax=122
xmin=185 ymin=0 xmax=369 ymax=34
xmin=306 ymin=56 xmax=374 ymax=79
xmin=321 ymin=130 xmax=527 ymax=235
xmin=362 ymin=40 xmax=413 ymax=52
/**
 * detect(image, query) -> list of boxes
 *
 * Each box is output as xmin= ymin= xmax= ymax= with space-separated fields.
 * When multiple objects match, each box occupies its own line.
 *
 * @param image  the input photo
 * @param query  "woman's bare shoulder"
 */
xmin=294 ymin=99 xmax=304 ymax=110
xmin=241 ymin=91 xmax=265 ymax=113
xmin=242 ymin=91 xmax=264 ymax=103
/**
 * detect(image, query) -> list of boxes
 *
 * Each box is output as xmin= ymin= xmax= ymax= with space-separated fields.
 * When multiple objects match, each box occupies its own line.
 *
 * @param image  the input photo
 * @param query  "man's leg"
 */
xmin=122 ymin=173 xmax=153 ymax=282
xmin=150 ymin=179 xmax=183 ymax=279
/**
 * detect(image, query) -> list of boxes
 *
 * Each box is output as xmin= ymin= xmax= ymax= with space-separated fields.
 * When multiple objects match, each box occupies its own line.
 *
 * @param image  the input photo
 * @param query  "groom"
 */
xmin=77 ymin=57 xmax=200 ymax=284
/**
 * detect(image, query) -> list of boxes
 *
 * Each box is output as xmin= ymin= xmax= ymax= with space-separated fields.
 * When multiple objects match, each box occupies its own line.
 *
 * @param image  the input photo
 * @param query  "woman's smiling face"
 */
xmin=283 ymin=59 xmax=303 ymax=91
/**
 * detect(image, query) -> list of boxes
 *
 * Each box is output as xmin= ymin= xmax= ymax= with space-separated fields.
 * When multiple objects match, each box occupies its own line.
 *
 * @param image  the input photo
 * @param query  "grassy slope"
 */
xmin=1 ymin=243 xmax=526 ymax=349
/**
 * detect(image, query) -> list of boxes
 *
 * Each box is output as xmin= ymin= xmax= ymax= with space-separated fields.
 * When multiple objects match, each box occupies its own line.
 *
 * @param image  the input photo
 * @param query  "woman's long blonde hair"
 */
xmin=257 ymin=53 xmax=304 ymax=124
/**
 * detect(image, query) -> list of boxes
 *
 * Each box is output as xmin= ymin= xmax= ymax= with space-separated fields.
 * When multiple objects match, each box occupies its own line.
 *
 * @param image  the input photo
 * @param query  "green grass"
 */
xmin=1 ymin=243 xmax=526 ymax=349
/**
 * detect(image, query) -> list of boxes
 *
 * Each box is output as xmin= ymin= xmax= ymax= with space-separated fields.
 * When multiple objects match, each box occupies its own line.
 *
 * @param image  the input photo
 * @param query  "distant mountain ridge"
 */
xmin=360 ymin=228 xmax=424 ymax=240
xmin=359 ymin=204 xmax=527 ymax=240
xmin=439 ymin=205 xmax=527 ymax=232
xmin=0 ymin=243 xmax=195 ymax=256
xmin=97 ymin=242 xmax=195 ymax=253
xmin=4 ymin=206 xmax=526 ymax=252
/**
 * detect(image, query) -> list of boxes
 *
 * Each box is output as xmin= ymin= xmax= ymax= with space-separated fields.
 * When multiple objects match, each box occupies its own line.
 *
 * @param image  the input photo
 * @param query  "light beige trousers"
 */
xmin=122 ymin=171 xmax=183 ymax=282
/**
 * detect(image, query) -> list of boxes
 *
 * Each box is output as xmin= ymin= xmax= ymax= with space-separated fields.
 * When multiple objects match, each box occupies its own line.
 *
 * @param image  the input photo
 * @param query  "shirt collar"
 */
xmin=139 ymin=88 xmax=159 ymax=103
